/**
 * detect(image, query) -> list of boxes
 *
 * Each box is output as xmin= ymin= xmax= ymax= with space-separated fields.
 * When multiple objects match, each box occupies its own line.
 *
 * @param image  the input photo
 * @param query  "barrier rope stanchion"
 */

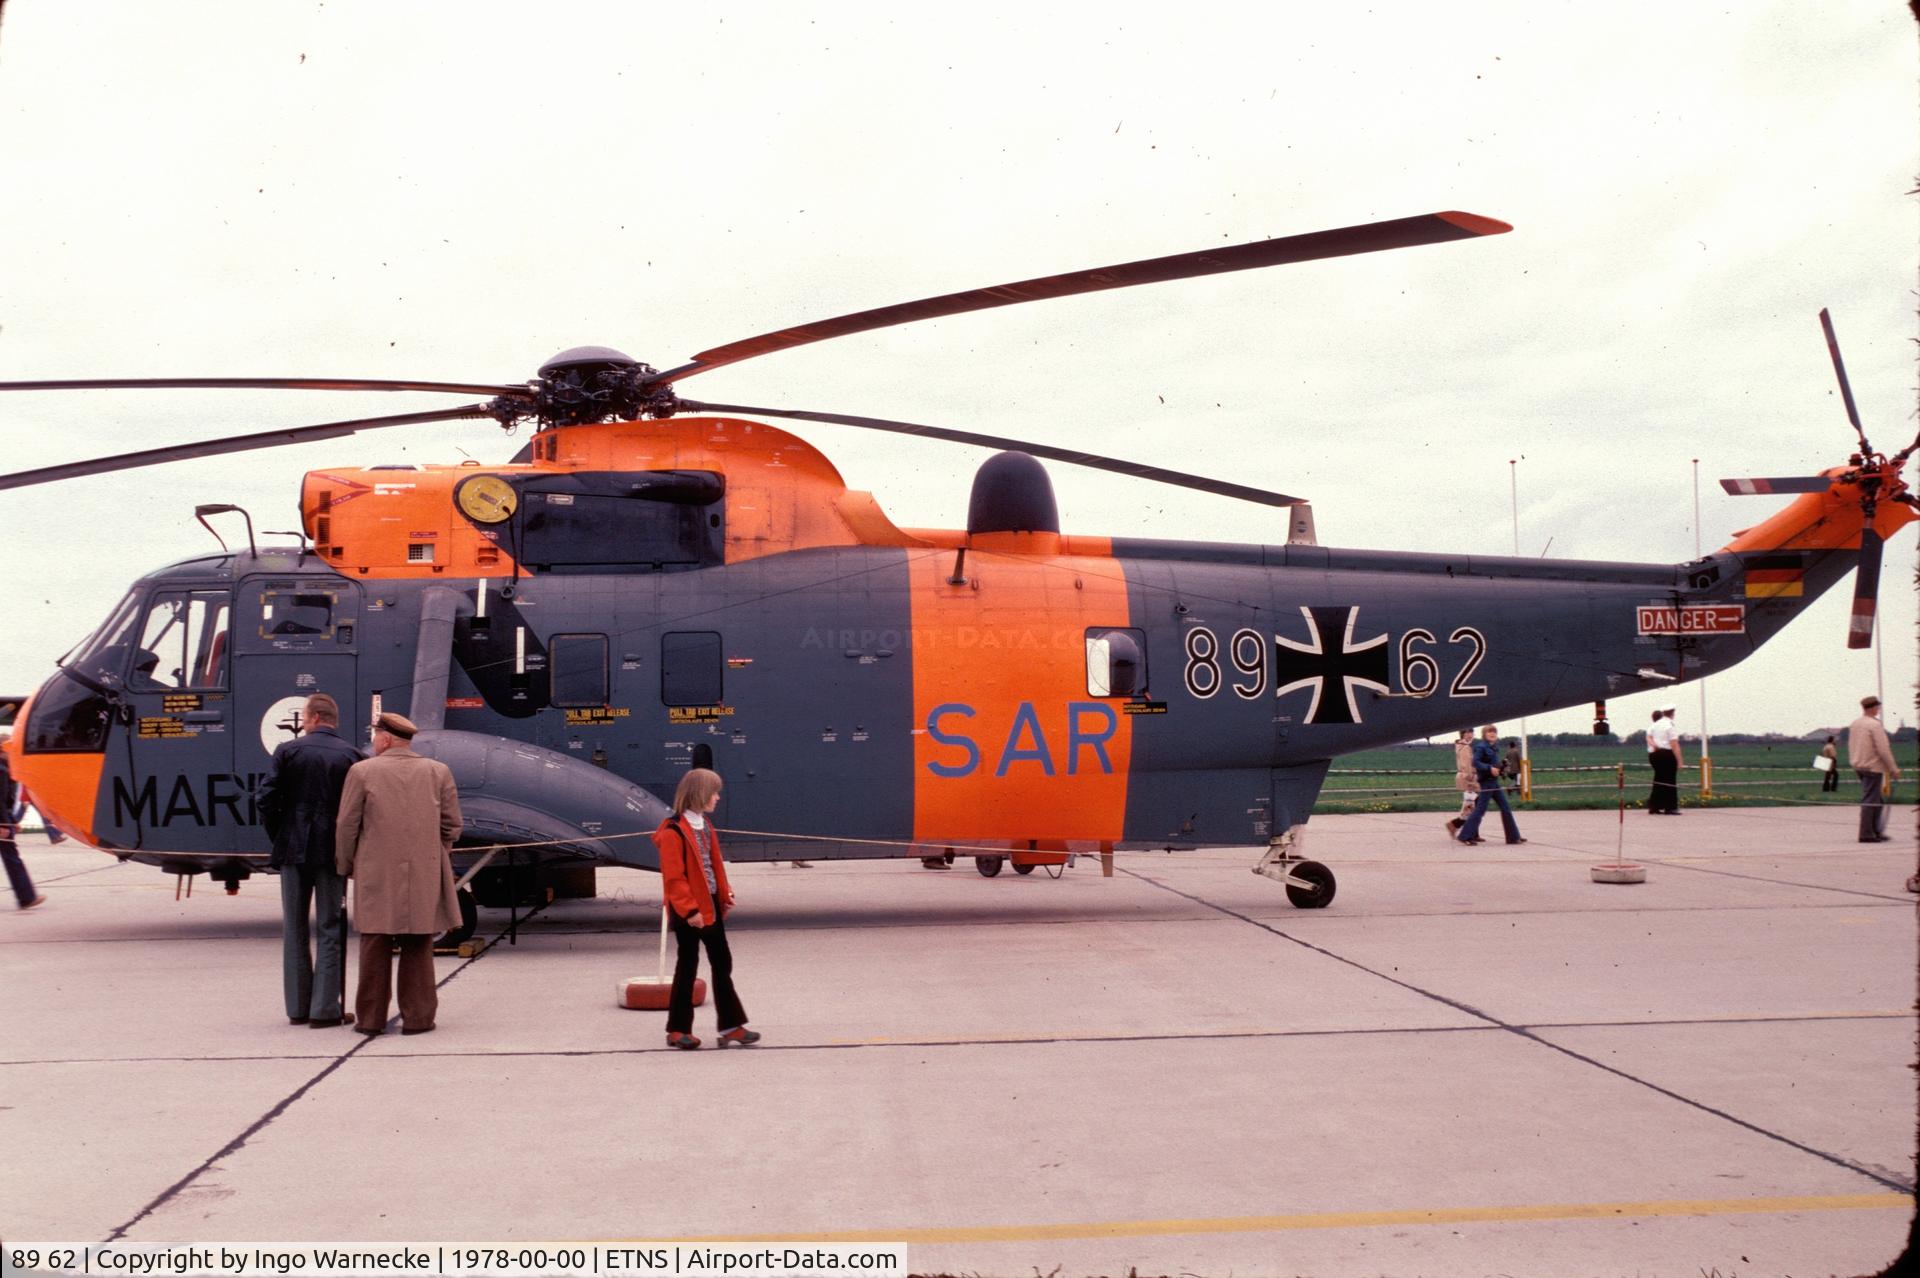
xmin=1592 ymin=761 xmax=1647 ymax=884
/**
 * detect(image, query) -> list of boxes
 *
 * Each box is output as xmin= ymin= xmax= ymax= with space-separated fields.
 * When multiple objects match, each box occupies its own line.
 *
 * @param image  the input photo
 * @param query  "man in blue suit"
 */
xmin=259 ymin=693 xmax=363 ymax=1026
xmin=1457 ymin=723 xmax=1526 ymax=846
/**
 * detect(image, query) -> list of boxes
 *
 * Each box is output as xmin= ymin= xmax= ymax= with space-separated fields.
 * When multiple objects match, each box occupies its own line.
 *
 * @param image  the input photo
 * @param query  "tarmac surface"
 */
xmin=1 ymin=805 xmax=1915 ymax=1278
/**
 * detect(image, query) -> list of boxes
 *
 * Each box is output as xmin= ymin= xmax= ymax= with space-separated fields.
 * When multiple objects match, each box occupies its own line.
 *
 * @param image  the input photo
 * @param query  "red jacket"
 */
xmin=654 ymin=814 xmax=732 ymax=923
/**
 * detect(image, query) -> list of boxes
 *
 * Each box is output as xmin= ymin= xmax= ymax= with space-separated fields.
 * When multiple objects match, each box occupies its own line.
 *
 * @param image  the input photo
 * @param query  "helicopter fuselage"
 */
xmin=5 ymin=418 xmax=1905 ymax=886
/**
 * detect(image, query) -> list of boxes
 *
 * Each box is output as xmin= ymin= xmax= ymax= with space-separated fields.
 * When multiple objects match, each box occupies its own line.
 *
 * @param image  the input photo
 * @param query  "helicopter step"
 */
xmin=1253 ymin=825 xmax=1337 ymax=909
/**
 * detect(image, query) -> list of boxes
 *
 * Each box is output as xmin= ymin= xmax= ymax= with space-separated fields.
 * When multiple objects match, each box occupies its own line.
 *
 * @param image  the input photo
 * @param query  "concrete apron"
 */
xmin=0 ymin=805 xmax=1912 ymax=1276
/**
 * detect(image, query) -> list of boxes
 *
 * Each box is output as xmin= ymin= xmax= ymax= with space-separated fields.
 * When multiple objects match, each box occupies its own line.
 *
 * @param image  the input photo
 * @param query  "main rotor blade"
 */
xmin=652 ymin=211 xmax=1512 ymax=386
xmin=0 ymin=404 xmax=496 ymax=491
xmin=1719 ymin=476 xmax=1832 ymax=495
xmin=679 ymin=399 xmax=1306 ymax=508
xmin=1846 ymin=525 xmax=1882 ymax=649
xmin=1818 ymin=308 xmax=1871 ymax=455
xmin=0 ymin=376 xmax=528 ymax=396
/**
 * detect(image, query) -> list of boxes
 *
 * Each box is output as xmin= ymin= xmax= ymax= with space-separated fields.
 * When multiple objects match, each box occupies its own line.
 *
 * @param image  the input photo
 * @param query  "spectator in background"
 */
xmin=1646 ymin=705 xmax=1684 ymax=815
xmin=1457 ymin=724 xmax=1526 ymax=846
xmin=1818 ymin=735 xmax=1840 ymax=793
xmin=1503 ymin=739 xmax=1524 ymax=795
xmin=0 ymin=730 xmax=45 ymax=910
xmin=1847 ymin=695 xmax=1900 ymax=843
xmin=1447 ymin=729 xmax=1477 ymax=838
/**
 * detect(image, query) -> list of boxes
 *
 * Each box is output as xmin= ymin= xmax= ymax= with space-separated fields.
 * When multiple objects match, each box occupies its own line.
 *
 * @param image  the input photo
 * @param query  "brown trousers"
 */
xmin=355 ymin=933 xmax=437 ymax=1032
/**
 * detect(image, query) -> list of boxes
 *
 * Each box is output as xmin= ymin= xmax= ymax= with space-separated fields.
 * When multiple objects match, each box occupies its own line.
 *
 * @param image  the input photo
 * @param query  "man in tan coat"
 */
xmin=1847 ymin=695 xmax=1901 ymax=844
xmin=336 ymin=712 xmax=462 ymax=1035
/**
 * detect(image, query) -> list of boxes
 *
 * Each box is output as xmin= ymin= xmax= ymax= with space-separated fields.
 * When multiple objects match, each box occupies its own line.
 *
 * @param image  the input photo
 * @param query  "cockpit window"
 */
xmin=127 ymin=591 xmax=231 ymax=690
xmin=62 ymin=589 xmax=142 ymax=687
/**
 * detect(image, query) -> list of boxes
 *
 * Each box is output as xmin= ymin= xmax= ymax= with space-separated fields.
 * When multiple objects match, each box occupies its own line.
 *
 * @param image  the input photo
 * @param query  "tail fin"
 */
xmin=1720 ymin=463 xmax=1914 ymax=560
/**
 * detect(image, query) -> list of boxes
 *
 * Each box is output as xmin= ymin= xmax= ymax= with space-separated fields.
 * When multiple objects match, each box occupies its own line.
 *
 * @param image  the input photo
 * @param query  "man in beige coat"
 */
xmin=1847 ymin=695 xmax=1901 ymax=844
xmin=336 ymin=712 xmax=462 ymax=1035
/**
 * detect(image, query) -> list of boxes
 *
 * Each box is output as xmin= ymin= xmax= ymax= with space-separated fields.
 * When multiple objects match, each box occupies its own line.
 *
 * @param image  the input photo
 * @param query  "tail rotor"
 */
xmin=1720 ymin=309 xmax=1916 ymax=649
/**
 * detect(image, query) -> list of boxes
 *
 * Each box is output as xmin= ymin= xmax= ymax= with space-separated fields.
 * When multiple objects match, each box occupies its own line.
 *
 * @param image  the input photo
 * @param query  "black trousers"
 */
xmin=667 ymin=911 xmax=747 ymax=1035
xmin=1648 ymin=748 xmax=1679 ymax=813
xmin=1 ymin=836 xmax=34 ymax=908
xmin=1821 ymin=765 xmax=1840 ymax=792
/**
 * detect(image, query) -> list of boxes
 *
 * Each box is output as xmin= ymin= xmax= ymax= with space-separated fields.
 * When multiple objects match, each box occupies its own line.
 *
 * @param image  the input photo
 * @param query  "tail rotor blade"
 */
xmin=1719 ymin=476 xmax=1832 ymax=495
xmin=1819 ymin=308 xmax=1872 ymax=455
xmin=1846 ymin=525 xmax=1882 ymax=649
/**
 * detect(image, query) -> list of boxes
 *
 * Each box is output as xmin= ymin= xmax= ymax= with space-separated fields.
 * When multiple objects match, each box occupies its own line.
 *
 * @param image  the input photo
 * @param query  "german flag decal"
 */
xmin=1742 ymin=552 xmax=1808 ymax=598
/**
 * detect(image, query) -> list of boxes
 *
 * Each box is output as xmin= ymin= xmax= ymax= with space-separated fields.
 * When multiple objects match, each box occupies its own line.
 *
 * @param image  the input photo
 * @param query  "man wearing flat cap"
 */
xmin=1846 ymin=695 xmax=1900 ymax=843
xmin=336 ymin=712 xmax=462 ymax=1034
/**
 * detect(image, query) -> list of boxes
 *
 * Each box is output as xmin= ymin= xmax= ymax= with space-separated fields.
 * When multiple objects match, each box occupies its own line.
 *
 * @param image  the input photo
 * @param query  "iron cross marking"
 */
xmin=1273 ymin=605 xmax=1391 ymax=725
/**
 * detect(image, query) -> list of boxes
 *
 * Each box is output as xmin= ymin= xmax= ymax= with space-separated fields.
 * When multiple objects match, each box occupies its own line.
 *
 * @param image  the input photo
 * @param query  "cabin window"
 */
xmin=1085 ymin=627 xmax=1147 ymax=697
xmin=550 ymin=633 xmax=609 ymax=708
xmin=129 ymin=591 xmax=231 ymax=690
xmin=661 ymin=631 xmax=723 ymax=706
xmin=521 ymin=490 xmax=716 ymax=571
xmin=258 ymin=589 xmax=337 ymax=640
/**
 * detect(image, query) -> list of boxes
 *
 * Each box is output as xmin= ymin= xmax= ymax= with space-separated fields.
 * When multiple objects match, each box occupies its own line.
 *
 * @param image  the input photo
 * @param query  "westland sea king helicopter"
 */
xmin=3 ymin=211 xmax=1913 ymax=935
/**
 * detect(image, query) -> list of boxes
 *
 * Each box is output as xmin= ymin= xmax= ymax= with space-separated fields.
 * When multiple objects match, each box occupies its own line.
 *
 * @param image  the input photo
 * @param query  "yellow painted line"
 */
xmin=823 ymin=1026 xmax=1471 ymax=1047
xmin=647 ymin=1194 xmax=1911 ymax=1245
xmin=825 ymin=1009 xmax=1910 ymax=1048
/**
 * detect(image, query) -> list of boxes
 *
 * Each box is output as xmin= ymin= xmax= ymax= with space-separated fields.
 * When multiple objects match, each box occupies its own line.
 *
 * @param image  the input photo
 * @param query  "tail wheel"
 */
xmin=976 ymin=856 xmax=1004 ymax=878
xmin=1284 ymin=860 xmax=1336 ymax=909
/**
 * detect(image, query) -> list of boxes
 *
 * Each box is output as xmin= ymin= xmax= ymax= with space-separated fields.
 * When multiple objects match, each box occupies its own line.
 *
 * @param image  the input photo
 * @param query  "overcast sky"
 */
xmin=0 ymin=1 xmax=1913 ymax=738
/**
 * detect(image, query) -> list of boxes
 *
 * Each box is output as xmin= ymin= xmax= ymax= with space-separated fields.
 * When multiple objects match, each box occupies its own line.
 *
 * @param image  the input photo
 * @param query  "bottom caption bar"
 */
xmin=2 ymin=1245 xmax=907 ymax=1278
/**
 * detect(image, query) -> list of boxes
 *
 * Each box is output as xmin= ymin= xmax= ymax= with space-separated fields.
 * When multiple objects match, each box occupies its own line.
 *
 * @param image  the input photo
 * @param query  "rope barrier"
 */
xmin=450 ymin=825 xmax=1118 ymax=860
xmin=438 ymin=778 xmax=1898 ymax=860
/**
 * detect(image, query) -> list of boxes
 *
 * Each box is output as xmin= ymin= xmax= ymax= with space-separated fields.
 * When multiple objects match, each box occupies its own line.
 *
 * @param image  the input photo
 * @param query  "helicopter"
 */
xmin=2 ymin=210 xmax=1912 ymax=939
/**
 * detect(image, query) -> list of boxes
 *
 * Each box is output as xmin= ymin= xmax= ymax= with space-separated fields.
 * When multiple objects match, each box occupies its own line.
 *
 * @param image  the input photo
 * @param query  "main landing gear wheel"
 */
xmin=975 ymin=855 xmax=1004 ymax=878
xmin=1012 ymin=860 xmax=1036 ymax=875
xmin=1284 ymin=861 xmax=1336 ymax=909
xmin=437 ymin=887 xmax=479 ymax=946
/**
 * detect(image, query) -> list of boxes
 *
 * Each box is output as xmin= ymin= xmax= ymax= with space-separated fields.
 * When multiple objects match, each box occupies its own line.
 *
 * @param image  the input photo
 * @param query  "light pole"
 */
xmin=1511 ymin=458 xmax=1529 ymax=798
xmin=1693 ymin=459 xmax=1711 ymax=798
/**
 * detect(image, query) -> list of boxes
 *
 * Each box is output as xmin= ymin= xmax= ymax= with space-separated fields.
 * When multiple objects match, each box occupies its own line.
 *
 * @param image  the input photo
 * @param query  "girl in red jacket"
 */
xmin=654 ymin=768 xmax=758 ymax=1050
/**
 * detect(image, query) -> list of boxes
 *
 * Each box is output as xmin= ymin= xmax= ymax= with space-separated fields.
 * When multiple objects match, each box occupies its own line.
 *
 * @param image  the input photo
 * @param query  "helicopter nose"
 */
xmin=3 ymin=690 xmax=107 ymax=846
xmin=0 ymin=698 xmax=23 ymax=763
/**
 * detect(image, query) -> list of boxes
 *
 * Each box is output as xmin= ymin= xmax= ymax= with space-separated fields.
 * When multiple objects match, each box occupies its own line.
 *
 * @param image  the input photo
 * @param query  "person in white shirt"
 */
xmin=1646 ymin=705 xmax=1684 ymax=815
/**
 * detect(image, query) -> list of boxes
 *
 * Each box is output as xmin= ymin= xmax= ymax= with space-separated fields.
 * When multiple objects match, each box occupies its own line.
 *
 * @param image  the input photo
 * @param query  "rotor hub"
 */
xmin=489 ymin=346 xmax=682 ymax=429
